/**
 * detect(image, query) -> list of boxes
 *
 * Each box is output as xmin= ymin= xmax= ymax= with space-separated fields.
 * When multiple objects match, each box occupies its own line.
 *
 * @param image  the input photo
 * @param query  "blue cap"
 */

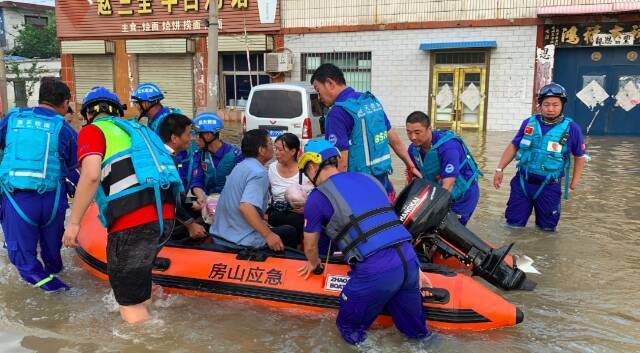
xmin=131 ymin=83 xmax=164 ymax=102
xmin=193 ymin=112 xmax=224 ymax=133
xmin=298 ymin=138 xmax=341 ymax=170
xmin=80 ymin=86 xmax=124 ymax=118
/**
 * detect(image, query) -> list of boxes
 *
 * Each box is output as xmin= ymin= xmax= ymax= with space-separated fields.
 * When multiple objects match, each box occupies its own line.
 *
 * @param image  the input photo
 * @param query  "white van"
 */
xmin=243 ymin=82 xmax=325 ymax=144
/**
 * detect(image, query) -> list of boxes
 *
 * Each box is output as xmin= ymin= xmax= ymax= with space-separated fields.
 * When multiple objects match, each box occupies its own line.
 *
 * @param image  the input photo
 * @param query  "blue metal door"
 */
xmin=554 ymin=47 xmax=640 ymax=135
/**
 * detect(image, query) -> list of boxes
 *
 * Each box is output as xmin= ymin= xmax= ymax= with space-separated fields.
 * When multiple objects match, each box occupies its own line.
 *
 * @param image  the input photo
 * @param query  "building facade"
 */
xmin=538 ymin=4 xmax=640 ymax=135
xmin=55 ymin=0 xmax=640 ymax=134
xmin=280 ymin=0 xmax=640 ymax=134
xmin=56 ymin=0 xmax=280 ymax=118
xmin=0 ymin=1 xmax=53 ymax=51
xmin=5 ymin=57 xmax=60 ymax=109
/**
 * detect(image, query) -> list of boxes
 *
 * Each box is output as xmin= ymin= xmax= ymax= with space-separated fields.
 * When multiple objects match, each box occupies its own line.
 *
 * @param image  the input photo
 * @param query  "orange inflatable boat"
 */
xmin=76 ymin=204 xmax=523 ymax=332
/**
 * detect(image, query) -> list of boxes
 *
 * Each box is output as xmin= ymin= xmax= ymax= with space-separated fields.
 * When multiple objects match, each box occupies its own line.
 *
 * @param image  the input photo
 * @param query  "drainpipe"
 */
xmin=207 ymin=1 xmax=219 ymax=111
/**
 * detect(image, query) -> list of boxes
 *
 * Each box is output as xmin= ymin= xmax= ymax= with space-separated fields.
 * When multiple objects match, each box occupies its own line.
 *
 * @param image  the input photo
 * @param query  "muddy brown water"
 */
xmin=1 ymin=122 xmax=639 ymax=352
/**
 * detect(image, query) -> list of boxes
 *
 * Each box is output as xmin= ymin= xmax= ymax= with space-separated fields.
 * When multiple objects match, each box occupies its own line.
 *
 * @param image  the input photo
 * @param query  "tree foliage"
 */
xmin=8 ymin=61 xmax=47 ymax=107
xmin=10 ymin=11 xmax=59 ymax=59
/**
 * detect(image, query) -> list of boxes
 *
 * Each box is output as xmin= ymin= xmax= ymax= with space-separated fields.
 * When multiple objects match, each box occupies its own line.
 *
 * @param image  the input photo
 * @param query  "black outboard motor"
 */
xmin=395 ymin=179 xmax=536 ymax=291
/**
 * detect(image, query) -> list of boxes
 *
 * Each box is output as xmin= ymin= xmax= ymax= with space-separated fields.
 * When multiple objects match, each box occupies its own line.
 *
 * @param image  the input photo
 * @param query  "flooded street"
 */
xmin=1 ymin=122 xmax=639 ymax=353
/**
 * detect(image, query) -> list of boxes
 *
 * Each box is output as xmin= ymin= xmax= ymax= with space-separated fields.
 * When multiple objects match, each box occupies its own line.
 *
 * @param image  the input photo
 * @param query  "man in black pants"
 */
xmin=158 ymin=113 xmax=207 ymax=240
xmin=211 ymin=129 xmax=298 ymax=250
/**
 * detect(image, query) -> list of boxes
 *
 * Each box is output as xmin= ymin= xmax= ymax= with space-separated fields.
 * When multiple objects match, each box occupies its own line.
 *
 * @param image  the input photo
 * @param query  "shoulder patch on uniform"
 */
xmin=445 ymin=164 xmax=454 ymax=173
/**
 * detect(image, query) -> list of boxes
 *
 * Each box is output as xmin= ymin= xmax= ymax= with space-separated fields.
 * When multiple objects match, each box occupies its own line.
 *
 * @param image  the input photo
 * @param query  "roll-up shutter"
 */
xmin=73 ymin=55 xmax=114 ymax=103
xmin=138 ymin=54 xmax=194 ymax=116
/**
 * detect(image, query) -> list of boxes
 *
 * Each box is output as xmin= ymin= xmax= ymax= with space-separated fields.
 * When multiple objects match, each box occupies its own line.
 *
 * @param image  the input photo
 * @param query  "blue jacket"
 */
xmin=191 ymin=143 xmax=242 ymax=194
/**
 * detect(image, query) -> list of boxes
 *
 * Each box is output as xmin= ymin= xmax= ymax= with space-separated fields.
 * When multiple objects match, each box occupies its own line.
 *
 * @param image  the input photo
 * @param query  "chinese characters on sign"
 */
xmin=98 ymin=0 xmax=248 ymax=16
xmin=121 ymin=19 xmax=203 ymax=32
xmin=545 ymin=23 xmax=640 ymax=47
xmin=208 ymin=263 xmax=284 ymax=286
xmin=593 ymin=33 xmax=635 ymax=47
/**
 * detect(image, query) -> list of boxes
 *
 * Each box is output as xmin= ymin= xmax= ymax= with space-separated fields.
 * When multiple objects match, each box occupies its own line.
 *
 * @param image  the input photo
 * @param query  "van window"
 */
xmin=249 ymin=90 xmax=303 ymax=119
xmin=310 ymin=93 xmax=327 ymax=117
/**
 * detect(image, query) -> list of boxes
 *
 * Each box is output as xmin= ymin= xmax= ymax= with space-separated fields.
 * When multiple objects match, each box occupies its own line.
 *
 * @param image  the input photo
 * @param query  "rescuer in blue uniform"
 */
xmin=0 ymin=77 xmax=79 ymax=292
xmin=310 ymin=63 xmax=420 ymax=201
xmin=131 ymin=83 xmax=178 ymax=133
xmin=493 ymin=83 xmax=586 ymax=231
xmin=405 ymin=111 xmax=481 ymax=225
xmin=190 ymin=112 xmax=243 ymax=205
xmin=297 ymin=138 xmax=429 ymax=345
xmin=131 ymin=82 xmax=194 ymax=191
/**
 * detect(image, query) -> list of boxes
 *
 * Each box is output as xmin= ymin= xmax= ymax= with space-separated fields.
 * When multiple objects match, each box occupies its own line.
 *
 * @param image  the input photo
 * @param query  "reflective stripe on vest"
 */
xmin=94 ymin=120 xmax=140 ymax=197
xmin=411 ymin=130 xmax=481 ymax=201
xmin=334 ymin=93 xmax=392 ymax=176
xmin=93 ymin=118 xmax=171 ymax=227
xmin=317 ymin=172 xmax=412 ymax=264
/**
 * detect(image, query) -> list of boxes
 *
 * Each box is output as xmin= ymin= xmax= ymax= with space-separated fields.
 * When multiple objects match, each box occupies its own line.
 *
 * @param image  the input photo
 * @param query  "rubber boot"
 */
xmin=21 ymin=273 xmax=70 ymax=292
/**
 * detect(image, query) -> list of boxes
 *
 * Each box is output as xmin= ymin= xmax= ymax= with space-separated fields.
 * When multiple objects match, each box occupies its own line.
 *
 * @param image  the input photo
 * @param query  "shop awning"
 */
xmin=419 ymin=41 xmax=497 ymax=51
xmin=538 ymin=3 xmax=640 ymax=16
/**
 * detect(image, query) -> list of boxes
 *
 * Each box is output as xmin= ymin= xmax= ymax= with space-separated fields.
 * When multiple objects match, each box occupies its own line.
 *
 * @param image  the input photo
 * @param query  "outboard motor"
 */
xmin=395 ymin=179 xmax=536 ymax=291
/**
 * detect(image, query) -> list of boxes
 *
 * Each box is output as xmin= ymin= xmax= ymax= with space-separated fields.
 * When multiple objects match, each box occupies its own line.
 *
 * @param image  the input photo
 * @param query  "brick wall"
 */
xmin=284 ymin=25 xmax=537 ymax=131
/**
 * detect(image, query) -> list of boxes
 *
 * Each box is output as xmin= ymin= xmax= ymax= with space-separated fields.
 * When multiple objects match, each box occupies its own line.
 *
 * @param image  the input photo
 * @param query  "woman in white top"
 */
xmin=267 ymin=133 xmax=312 ymax=240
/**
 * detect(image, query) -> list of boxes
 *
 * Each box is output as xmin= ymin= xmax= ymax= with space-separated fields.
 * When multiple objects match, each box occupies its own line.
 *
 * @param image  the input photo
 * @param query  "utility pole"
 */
xmin=207 ymin=1 xmax=219 ymax=112
xmin=0 ymin=47 xmax=8 ymax=116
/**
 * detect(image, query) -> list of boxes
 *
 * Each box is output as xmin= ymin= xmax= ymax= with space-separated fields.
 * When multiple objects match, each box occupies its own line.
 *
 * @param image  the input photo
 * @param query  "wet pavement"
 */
xmin=1 ymin=122 xmax=639 ymax=353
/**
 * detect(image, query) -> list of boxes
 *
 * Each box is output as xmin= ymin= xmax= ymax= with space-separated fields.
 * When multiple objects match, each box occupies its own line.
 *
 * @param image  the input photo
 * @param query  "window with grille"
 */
xmin=434 ymin=52 xmax=486 ymax=65
xmin=301 ymin=52 xmax=372 ymax=92
xmin=222 ymin=53 xmax=271 ymax=108
xmin=24 ymin=16 xmax=48 ymax=29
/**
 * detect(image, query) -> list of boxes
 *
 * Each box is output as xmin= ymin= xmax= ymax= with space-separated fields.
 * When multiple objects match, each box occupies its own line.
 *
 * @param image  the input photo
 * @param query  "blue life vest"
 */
xmin=148 ymin=106 xmax=183 ymax=134
xmin=197 ymin=145 xmax=241 ymax=194
xmin=93 ymin=117 xmax=183 ymax=233
xmin=148 ymin=106 xmax=193 ymax=189
xmin=317 ymin=172 xmax=411 ymax=264
xmin=334 ymin=93 xmax=392 ymax=176
xmin=0 ymin=108 xmax=65 ymax=227
xmin=515 ymin=115 xmax=572 ymax=200
xmin=411 ymin=130 xmax=482 ymax=201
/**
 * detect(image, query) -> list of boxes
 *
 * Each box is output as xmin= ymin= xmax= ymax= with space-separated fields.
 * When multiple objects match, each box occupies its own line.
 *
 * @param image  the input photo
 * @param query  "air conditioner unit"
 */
xmin=265 ymin=52 xmax=293 ymax=73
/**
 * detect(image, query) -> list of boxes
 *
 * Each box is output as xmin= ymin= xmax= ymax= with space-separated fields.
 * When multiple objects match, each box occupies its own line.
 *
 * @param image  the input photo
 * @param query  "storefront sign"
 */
xmin=544 ymin=23 xmax=640 ymax=47
xmin=56 ymin=0 xmax=280 ymax=39
xmin=592 ymin=33 xmax=635 ymax=46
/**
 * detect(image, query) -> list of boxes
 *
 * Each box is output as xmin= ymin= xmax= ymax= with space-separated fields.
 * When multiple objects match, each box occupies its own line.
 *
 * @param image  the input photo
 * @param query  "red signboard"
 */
xmin=56 ymin=0 xmax=280 ymax=39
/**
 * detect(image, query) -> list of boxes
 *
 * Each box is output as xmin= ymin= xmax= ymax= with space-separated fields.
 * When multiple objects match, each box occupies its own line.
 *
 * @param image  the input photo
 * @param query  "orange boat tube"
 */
xmin=76 ymin=204 xmax=523 ymax=331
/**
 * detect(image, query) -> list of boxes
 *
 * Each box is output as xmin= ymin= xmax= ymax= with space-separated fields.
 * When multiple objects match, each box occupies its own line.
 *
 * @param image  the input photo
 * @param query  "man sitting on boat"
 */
xmin=296 ymin=138 xmax=430 ymax=345
xmin=158 ymin=113 xmax=207 ymax=241
xmin=210 ymin=129 xmax=298 ymax=250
